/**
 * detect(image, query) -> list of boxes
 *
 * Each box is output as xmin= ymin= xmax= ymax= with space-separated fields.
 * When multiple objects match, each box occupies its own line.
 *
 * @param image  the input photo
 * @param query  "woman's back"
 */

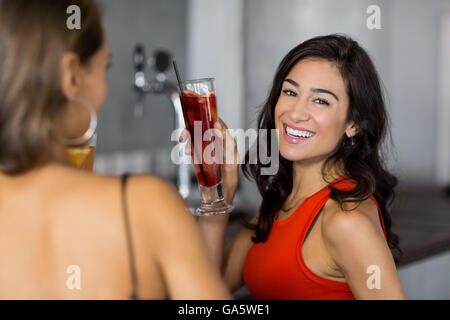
xmin=0 ymin=0 xmax=230 ymax=300
xmin=0 ymin=164 xmax=230 ymax=299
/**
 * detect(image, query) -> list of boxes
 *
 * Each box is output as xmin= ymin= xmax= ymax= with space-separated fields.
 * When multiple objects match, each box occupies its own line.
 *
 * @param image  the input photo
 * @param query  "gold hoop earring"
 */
xmin=59 ymin=97 xmax=98 ymax=147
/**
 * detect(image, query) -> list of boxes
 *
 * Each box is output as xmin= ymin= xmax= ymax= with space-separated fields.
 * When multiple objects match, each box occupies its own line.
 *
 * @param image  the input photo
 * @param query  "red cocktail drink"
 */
xmin=182 ymin=90 xmax=221 ymax=187
xmin=179 ymin=78 xmax=233 ymax=216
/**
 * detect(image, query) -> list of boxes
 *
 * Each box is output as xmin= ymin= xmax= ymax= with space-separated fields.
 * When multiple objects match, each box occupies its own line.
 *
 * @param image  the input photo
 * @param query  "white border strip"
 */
xmin=186 ymin=0 xmax=244 ymax=130
xmin=436 ymin=14 xmax=450 ymax=186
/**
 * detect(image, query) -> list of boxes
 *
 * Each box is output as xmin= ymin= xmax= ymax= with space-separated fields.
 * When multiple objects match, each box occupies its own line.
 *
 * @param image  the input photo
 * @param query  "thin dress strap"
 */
xmin=121 ymin=173 xmax=139 ymax=300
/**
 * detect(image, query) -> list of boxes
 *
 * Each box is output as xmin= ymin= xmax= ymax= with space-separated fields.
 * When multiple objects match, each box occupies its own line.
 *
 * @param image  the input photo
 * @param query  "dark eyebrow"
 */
xmin=311 ymin=88 xmax=339 ymax=102
xmin=283 ymin=78 xmax=339 ymax=102
xmin=284 ymin=78 xmax=299 ymax=87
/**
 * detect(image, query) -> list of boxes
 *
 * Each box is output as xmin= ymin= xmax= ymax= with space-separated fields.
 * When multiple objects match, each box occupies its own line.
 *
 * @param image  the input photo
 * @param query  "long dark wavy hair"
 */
xmin=242 ymin=34 xmax=402 ymax=264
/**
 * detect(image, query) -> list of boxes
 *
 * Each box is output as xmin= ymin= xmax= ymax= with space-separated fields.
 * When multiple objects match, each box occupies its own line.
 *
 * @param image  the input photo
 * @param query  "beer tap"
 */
xmin=132 ymin=44 xmax=191 ymax=199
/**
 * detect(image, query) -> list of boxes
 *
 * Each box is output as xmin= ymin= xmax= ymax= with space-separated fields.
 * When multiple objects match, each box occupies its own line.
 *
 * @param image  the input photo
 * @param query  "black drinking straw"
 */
xmin=172 ymin=60 xmax=207 ymax=185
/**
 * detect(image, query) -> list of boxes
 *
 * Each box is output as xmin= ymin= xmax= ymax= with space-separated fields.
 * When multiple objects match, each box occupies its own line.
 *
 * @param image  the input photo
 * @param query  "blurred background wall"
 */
xmin=243 ymin=0 xmax=450 ymax=188
xmin=94 ymin=0 xmax=450 ymax=299
xmin=95 ymin=0 xmax=450 ymax=187
xmin=95 ymin=0 xmax=188 ymax=180
xmin=98 ymin=0 xmax=186 ymax=153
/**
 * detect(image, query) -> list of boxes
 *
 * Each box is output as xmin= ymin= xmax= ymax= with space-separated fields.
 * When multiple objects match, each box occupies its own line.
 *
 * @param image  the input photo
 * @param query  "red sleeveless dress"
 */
xmin=242 ymin=175 xmax=387 ymax=300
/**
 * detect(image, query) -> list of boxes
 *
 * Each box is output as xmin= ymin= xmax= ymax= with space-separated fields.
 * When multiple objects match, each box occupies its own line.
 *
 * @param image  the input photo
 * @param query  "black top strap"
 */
xmin=121 ymin=173 xmax=139 ymax=300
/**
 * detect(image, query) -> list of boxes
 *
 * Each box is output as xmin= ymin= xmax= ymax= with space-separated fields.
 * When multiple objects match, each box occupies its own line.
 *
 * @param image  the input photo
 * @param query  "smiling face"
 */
xmin=274 ymin=58 xmax=357 ymax=163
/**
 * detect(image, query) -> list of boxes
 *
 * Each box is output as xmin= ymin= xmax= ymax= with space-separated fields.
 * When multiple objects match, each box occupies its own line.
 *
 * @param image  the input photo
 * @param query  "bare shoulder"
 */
xmin=42 ymin=166 xmax=120 ymax=214
xmin=122 ymin=175 xmax=199 ymax=242
xmin=319 ymin=196 xmax=390 ymax=276
xmin=49 ymin=166 xmax=187 ymax=226
xmin=321 ymin=196 xmax=385 ymax=243
xmin=124 ymin=174 xmax=188 ymax=218
xmin=125 ymin=176 xmax=231 ymax=299
xmin=319 ymin=197 xmax=406 ymax=299
xmin=46 ymin=165 xmax=191 ymax=235
xmin=63 ymin=167 xmax=183 ymax=206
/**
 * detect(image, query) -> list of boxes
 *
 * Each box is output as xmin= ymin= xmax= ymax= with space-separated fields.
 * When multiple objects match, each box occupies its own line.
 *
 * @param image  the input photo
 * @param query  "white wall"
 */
xmin=98 ymin=0 xmax=188 ymax=153
xmin=398 ymin=250 xmax=450 ymax=299
xmin=186 ymin=0 xmax=244 ymax=130
xmin=389 ymin=0 xmax=450 ymax=186
xmin=436 ymin=13 xmax=450 ymax=186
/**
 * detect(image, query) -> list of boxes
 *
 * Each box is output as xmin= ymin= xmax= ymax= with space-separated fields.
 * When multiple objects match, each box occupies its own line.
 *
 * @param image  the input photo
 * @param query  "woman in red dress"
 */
xmin=185 ymin=34 xmax=407 ymax=299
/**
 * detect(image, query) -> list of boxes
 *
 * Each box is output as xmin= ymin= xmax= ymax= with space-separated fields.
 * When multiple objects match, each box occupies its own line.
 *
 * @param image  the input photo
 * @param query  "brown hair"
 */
xmin=0 ymin=0 xmax=103 ymax=175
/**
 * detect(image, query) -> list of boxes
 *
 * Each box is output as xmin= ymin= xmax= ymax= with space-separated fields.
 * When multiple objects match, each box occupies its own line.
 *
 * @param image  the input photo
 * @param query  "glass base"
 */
xmin=194 ymin=182 xmax=234 ymax=216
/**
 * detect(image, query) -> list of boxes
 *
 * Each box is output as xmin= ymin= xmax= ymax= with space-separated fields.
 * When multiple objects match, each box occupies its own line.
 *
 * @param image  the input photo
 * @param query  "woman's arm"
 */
xmin=197 ymin=213 xmax=257 ymax=293
xmin=181 ymin=118 xmax=254 ymax=293
xmin=133 ymin=176 xmax=232 ymax=299
xmin=322 ymin=205 xmax=407 ymax=299
xmin=221 ymin=214 xmax=258 ymax=293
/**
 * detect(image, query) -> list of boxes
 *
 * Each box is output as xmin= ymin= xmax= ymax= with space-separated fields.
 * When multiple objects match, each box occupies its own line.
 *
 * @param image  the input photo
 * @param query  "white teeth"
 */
xmin=285 ymin=126 xmax=314 ymax=138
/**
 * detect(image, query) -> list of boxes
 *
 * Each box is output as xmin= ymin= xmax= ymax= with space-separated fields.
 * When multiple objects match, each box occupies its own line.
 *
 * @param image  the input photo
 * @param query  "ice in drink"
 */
xmin=181 ymin=90 xmax=221 ymax=187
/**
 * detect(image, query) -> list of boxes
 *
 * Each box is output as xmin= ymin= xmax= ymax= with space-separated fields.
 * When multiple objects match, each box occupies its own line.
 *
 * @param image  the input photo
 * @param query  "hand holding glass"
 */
xmin=179 ymin=78 xmax=233 ymax=216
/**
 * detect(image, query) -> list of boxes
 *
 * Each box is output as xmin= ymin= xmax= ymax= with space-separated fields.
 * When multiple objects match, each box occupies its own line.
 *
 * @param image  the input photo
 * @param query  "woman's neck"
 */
xmin=287 ymin=158 xmax=345 ymax=205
